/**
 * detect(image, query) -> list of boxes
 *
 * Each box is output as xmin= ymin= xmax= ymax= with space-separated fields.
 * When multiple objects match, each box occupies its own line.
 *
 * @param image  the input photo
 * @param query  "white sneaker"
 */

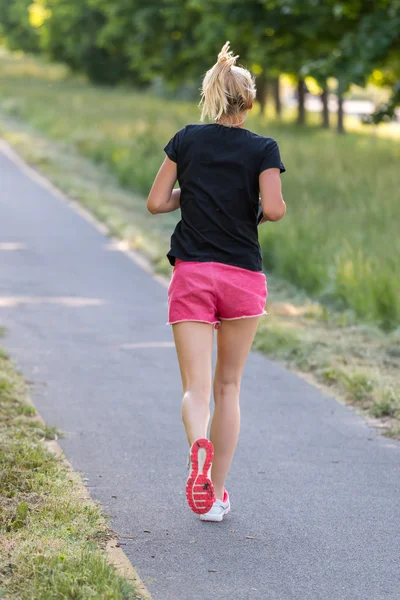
xmin=200 ymin=490 xmax=230 ymax=522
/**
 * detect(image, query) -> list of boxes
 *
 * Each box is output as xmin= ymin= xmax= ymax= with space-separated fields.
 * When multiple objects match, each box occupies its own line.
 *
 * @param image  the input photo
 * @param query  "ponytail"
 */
xmin=200 ymin=42 xmax=256 ymax=122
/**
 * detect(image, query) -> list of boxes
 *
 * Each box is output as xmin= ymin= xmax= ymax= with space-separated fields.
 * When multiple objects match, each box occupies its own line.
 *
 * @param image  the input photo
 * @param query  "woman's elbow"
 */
xmin=146 ymin=198 xmax=159 ymax=215
xmin=264 ymin=199 xmax=286 ymax=222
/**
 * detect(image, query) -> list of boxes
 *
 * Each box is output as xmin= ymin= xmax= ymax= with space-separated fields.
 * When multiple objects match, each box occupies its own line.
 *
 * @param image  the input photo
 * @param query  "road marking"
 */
xmin=0 ymin=296 xmax=105 ymax=308
xmin=104 ymin=240 xmax=131 ymax=251
xmin=0 ymin=242 xmax=25 ymax=250
xmin=120 ymin=342 xmax=175 ymax=349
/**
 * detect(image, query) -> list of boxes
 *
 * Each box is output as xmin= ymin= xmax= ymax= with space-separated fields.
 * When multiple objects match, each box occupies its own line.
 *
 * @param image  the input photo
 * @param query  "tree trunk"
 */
xmin=337 ymin=91 xmax=345 ymax=134
xmin=321 ymin=85 xmax=330 ymax=128
xmin=257 ymin=74 xmax=268 ymax=115
xmin=297 ymin=78 xmax=306 ymax=125
xmin=273 ymin=76 xmax=282 ymax=119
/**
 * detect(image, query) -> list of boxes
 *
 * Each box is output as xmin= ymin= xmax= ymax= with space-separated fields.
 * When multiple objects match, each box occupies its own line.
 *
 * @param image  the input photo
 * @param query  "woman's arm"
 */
xmin=147 ymin=157 xmax=180 ymax=214
xmin=259 ymin=168 xmax=286 ymax=222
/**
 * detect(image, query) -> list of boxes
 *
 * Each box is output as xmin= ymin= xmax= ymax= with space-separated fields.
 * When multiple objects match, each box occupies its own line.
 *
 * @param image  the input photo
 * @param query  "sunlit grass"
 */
xmin=1 ymin=96 xmax=399 ymax=437
xmin=254 ymin=305 xmax=400 ymax=437
xmin=0 ymin=50 xmax=399 ymax=327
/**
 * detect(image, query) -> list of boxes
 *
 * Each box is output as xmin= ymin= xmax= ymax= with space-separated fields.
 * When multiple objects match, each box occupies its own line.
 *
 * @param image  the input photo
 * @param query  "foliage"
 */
xmin=0 ymin=0 xmax=41 ymax=53
xmin=36 ymin=0 xmax=135 ymax=84
xmin=2 ymin=0 xmax=398 ymax=116
xmin=365 ymin=82 xmax=400 ymax=124
xmin=337 ymin=2 xmax=400 ymax=88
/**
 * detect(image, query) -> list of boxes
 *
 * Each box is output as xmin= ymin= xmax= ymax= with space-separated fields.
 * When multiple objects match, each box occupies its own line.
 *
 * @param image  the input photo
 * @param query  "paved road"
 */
xmin=1 ymin=145 xmax=399 ymax=600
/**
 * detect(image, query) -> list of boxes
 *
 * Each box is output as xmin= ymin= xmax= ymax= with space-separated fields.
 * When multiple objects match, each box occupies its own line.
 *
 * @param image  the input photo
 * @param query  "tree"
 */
xmin=3 ymin=0 xmax=399 ymax=132
xmin=337 ymin=85 xmax=345 ymax=134
xmin=36 ymin=0 xmax=136 ymax=84
xmin=297 ymin=79 xmax=306 ymax=125
xmin=320 ymin=85 xmax=330 ymax=128
xmin=365 ymin=81 xmax=400 ymax=124
xmin=336 ymin=1 xmax=400 ymax=126
xmin=0 ymin=0 xmax=41 ymax=53
xmin=304 ymin=0 xmax=400 ymax=131
xmin=272 ymin=76 xmax=282 ymax=119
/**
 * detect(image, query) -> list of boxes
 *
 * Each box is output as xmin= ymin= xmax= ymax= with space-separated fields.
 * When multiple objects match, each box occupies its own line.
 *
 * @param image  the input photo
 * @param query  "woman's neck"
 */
xmin=216 ymin=114 xmax=246 ymax=128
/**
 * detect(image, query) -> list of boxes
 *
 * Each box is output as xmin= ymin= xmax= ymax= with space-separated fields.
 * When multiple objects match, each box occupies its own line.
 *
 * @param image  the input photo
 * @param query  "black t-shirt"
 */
xmin=164 ymin=123 xmax=285 ymax=272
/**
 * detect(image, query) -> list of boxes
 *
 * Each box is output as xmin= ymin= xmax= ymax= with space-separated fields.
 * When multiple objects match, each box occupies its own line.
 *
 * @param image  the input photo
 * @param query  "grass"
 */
xmin=0 ymin=347 xmax=143 ymax=599
xmin=253 ymin=300 xmax=400 ymax=437
xmin=0 ymin=50 xmax=399 ymax=327
xmin=0 ymin=50 xmax=399 ymax=437
xmin=0 ymin=114 xmax=170 ymax=272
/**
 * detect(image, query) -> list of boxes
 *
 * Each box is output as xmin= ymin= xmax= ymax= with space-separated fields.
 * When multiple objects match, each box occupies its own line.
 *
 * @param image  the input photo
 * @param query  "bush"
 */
xmin=0 ymin=0 xmax=41 ymax=53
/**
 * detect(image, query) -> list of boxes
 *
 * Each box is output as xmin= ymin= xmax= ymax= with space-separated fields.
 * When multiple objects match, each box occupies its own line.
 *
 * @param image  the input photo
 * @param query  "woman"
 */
xmin=147 ymin=42 xmax=286 ymax=522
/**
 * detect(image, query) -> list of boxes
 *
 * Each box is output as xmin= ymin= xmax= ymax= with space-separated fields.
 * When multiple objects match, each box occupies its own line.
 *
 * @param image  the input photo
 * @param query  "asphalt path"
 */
xmin=1 ymin=144 xmax=399 ymax=600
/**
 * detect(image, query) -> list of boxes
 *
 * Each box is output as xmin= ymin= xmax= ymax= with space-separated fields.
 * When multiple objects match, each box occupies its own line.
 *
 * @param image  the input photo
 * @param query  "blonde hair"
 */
xmin=200 ymin=41 xmax=256 ymax=122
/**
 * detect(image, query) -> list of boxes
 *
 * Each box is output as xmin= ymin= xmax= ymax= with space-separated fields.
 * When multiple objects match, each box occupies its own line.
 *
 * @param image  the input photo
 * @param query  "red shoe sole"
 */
xmin=186 ymin=438 xmax=215 ymax=514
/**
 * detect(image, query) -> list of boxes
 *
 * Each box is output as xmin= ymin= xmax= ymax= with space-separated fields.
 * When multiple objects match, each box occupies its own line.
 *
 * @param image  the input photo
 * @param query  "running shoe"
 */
xmin=186 ymin=438 xmax=215 ymax=514
xmin=200 ymin=490 xmax=231 ymax=522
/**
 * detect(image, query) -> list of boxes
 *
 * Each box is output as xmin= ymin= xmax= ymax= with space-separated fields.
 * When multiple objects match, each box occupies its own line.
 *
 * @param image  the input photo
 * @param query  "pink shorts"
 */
xmin=168 ymin=260 xmax=267 ymax=328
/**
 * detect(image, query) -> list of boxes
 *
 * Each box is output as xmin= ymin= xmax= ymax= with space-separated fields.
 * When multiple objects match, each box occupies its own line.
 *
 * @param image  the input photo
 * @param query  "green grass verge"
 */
xmin=254 ymin=306 xmax=400 ymax=437
xmin=0 ymin=113 xmax=171 ymax=274
xmin=0 ymin=347 xmax=142 ymax=599
xmin=1 ymin=115 xmax=399 ymax=439
xmin=1 ymin=50 xmax=399 ymax=327
xmin=0 ymin=50 xmax=399 ymax=437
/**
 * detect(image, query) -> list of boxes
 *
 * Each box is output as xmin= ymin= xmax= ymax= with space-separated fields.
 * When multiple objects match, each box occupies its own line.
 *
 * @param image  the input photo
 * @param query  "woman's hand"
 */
xmin=147 ymin=158 xmax=180 ymax=214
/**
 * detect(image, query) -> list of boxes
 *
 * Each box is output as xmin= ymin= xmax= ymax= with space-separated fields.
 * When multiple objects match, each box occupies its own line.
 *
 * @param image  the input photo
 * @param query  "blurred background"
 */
xmin=0 ymin=0 xmax=399 ymax=330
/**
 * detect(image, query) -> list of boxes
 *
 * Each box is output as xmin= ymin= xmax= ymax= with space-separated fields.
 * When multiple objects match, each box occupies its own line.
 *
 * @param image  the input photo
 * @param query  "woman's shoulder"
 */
xmin=183 ymin=123 xmax=217 ymax=133
xmin=243 ymin=129 xmax=279 ymax=146
xmin=170 ymin=123 xmax=214 ymax=140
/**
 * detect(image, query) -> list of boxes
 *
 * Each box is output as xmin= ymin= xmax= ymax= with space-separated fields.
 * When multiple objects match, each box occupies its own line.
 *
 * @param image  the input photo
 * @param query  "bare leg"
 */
xmin=172 ymin=322 xmax=214 ymax=445
xmin=210 ymin=317 xmax=261 ymax=500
